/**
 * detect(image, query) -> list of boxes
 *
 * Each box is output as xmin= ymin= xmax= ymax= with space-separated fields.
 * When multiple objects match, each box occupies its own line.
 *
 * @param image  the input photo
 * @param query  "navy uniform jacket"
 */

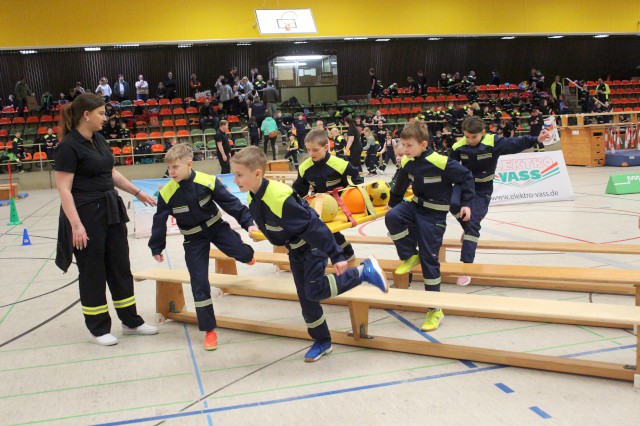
xmin=451 ymin=133 xmax=539 ymax=196
xmin=148 ymin=170 xmax=253 ymax=255
xmin=389 ymin=148 xmax=475 ymax=211
xmin=249 ymin=178 xmax=345 ymax=265
xmin=292 ymin=152 xmax=363 ymax=195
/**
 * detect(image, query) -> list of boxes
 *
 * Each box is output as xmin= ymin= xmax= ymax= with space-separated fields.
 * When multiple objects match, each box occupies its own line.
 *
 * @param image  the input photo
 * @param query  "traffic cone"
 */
xmin=22 ymin=228 xmax=31 ymax=246
xmin=7 ymin=197 xmax=22 ymax=226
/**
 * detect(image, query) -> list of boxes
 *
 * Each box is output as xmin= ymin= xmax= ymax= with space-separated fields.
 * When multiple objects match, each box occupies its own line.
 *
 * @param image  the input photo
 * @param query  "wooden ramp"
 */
xmin=133 ymin=268 xmax=640 ymax=385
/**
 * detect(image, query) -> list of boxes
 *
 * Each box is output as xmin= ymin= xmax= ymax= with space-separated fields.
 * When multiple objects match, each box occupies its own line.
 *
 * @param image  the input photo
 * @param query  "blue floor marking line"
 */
xmin=385 ymin=309 xmax=478 ymax=369
xmin=495 ymin=382 xmax=514 ymax=393
xmin=560 ymin=343 xmax=635 ymax=358
xmin=96 ymin=341 xmax=636 ymax=426
xmin=529 ymin=406 xmax=552 ymax=419
xmin=164 ymin=249 xmax=172 ymax=269
xmin=93 ymin=364 xmax=507 ymax=425
xmin=183 ymin=324 xmax=213 ymax=426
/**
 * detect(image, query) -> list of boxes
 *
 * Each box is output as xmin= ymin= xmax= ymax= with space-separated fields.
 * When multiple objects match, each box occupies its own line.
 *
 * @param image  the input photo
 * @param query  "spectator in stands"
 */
xmin=155 ymin=81 xmax=166 ymax=100
xmin=164 ymin=71 xmax=177 ymax=100
xmin=438 ymin=73 xmax=449 ymax=91
xmin=528 ymin=108 xmax=545 ymax=151
xmin=489 ymin=71 xmax=501 ymax=85
xmin=496 ymin=119 xmax=515 ymax=138
xmin=261 ymin=112 xmax=278 ymax=161
xmin=595 ymin=78 xmax=610 ymax=104
xmin=199 ymin=99 xmax=218 ymax=130
xmin=6 ymin=94 xmax=18 ymax=109
xmin=117 ymin=121 xmax=131 ymax=146
xmin=275 ymin=110 xmax=288 ymax=143
xmin=248 ymin=96 xmax=266 ymax=126
xmin=40 ymin=90 xmax=53 ymax=112
xmin=345 ymin=116 xmax=363 ymax=172
xmin=214 ymin=120 xmax=232 ymax=173
xmin=292 ymin=114 xmax=309 ymax=144
xmin=239 ymin=77 xmax=253 ymax=97
xmin=528 ymin=68 xmax=545 ymax=91
xmin=95 ymin=77 xmax=112 ymax=102
xmin=263 ymin=81 xmax=280 ymax=118
xmin=135 ymin=75 xmax=149 ymax=102
xmin=14 ymin=77 xmax=33 ymax=118
xmin=43 ymin=127 xmax=58 ymax=162
xmin=550 ymin=75 xmax=563 ymax=106
xmin=227 ymin=66 xmax=239 ymax=85
xmin=254 ymin=75 xmax=267 ymax=99
xmin=594 ymin=100 xmax=612 ymax=124
xmin=407 ymin=76 xmax=420 ymax=95
xmin=449 ymin=72 xmax=463 ymax=94
xmin=218 ymin=79 xmax=233 ymax=114
xmin=369 ymin=68 xmax=379 ymax=99
xmin=113 ymin=74 xmax=130 ymax=102
xmin=250 ymin=68 xmax=258 ymax=83
xmin=189 ymin=73 xmax=202 ymax=99
xmin=468 ymin=71 xmax=477 ymax=85
xmin=417 ymin=70 xmax=427 ymax=95
xmin=242 ymin=116 xmax=261 ymax=147
xmin=103 ymin=117 xmax=119 ymax=140
xmin=74 ymin=82 xmax=86 ymax=95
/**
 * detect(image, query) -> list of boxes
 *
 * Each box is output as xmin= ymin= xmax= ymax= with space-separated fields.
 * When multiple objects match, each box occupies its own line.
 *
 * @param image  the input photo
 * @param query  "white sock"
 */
xmin=357 ymin=265 xmax=364 ymax=275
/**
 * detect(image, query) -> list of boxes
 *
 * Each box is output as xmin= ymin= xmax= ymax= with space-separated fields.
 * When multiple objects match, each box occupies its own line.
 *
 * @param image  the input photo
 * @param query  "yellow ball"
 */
xmin=309 ymin=195 xmax=340 ymax=222
xmin=366 ymin=180 xmax=391 ymax=206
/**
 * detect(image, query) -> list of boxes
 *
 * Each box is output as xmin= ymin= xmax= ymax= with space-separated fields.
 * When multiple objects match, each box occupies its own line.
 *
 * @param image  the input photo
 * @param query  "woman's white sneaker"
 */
xmin=122 ymin=323 xmax=159 ymax=335
xmin=92 ymin=333 xmax=118 ymax=346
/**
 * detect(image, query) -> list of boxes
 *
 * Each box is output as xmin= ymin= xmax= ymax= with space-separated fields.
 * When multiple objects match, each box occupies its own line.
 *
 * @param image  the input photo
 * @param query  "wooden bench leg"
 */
xmin=215 ymin=258 xmax=238 ymax=275
xmin=156 ymin=281 xmax=186 ymax=319
xmin=274 ymin=245 xmax=288 ymax=270
xmin=393 ymin=272 xmax=410 ymax=290
xmin=439 ymin=245 xmax=447 ymax=263
xmin=348 ymin=301 xmax=372 ymax=340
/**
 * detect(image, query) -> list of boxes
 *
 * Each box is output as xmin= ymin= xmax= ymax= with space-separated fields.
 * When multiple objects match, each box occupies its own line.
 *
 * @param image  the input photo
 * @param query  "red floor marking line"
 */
xmin=601 ymin=236 xmax=640 ymax=244
xmin=357 ymin=216 xmax=384 ymax=236
xmin=484 ymin=217 xmax=595 ymax=243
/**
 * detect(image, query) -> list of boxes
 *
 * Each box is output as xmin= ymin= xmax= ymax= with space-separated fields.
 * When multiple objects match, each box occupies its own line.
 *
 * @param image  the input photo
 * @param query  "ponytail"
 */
xmin=57 ymin=93 xmax=105 ymax=139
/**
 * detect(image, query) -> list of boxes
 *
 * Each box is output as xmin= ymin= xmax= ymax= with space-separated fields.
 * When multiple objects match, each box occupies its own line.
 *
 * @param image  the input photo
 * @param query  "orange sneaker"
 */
xmin=204 ymin=330 xmax=218 ymax=351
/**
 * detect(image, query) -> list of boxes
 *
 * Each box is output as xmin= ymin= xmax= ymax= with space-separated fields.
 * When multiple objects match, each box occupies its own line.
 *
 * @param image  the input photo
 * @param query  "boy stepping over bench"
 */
xmin=450 ymin=116 xmax=551 ymax=286
xmin=292 ymin=129 xmax=363 ymax=261
xmin=231 ymin=146 xmax=389 ymax=362
xmin=386 ymin=121 xmax=475 ymax=332
xmin=149 ymin=144 xmax=258 ymax=351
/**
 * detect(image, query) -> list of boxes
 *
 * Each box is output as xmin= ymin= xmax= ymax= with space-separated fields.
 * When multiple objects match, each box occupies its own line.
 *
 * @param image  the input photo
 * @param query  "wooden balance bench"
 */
xmin=133 ymin=267 xmax=640 ymax=386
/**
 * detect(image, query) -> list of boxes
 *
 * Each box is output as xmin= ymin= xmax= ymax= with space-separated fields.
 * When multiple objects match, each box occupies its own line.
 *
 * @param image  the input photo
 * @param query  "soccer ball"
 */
xmin=366 ymin=180 xmax=391 ymax=206
xmin=309 ymin=195 xmax=340 ymax=222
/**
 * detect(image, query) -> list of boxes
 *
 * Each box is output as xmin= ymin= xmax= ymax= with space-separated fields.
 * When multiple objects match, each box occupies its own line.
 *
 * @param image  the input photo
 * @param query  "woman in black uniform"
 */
xmin=55 ymin=93 xmax=158 ymax=346
xmin=345 ymin=116 xmax=363 ymax=172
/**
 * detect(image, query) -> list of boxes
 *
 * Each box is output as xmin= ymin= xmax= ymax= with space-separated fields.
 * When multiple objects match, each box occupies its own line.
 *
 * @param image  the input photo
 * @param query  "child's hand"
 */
xmin=153 ymin=254 xmax=164 ymax=262
xmin=460 ymin=207 xmax=472 ymax=222
xmin=247 ymin=225 xmax=261 ymax=242
xmin=333 ymin=260 xmax=348 ymax=276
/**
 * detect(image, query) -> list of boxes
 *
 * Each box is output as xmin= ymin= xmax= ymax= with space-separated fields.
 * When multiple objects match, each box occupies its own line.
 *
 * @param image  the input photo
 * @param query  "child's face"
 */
xmin=401 ymin=138 xmax=427 ymax=158
xmin=395 ymin=147 xmax=404 ymax=164
xmin=47 ymin=129 xmax=53 ymax=135
xmin=305 ymin=141 xmax=328 ymax=162
xmin=166 ymin=158 xmax=192 ymax=182
xmin=463 ymin=131 xmax=485 ymax=146
xmin=231 ymin=163 xmax=262 ymax=193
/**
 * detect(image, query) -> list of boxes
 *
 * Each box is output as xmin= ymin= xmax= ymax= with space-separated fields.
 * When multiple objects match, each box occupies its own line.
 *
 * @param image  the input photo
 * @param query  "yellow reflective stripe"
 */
xmin=411 ymin=196 xmax=449 ymax=211
xmin=463 ymin=234 xmax=479 ymax=243
xmin=198 ymin=194 xmax=211 ymax=207
xmin=326 ymin=155 xmax=348 ymax=174
xmin=262 ymin=180 xmax=293 ymax=218
xmin=179 ymin=210 xmax=222 ymax=235
xmin=159 ymin=179 xmax=180 ymax=204
xmin=289 ymin=239 xmax=306 ymax=249
xmin=452 ymin=137 xmax=469 ymax=151
xmin=424 ymin=277 xmax=442 ymax=286
xmin=193 ymin=171 xmax=217 ymax=190
xmin=475 ymin=174 xmax=495 ymax=183
xmin=400 ymin=155 xmax=412 ymax=167
xmin=298 ymin=157 xmax=314 ymax=178
xmin=113 ymin=296 xmax=136 ymax=309
xmin=425 ymin=151 xmax=448 ymax=170
xmin=480 ymin=134 xmax=495 ymax=147
xmin=327 ymin=274 xmax=338 ymax=298
xmin=477 ymin=153 xmax=493 ymax=160
xmin=389 ymin=229 xmax=409 ymax=241
xmin=82 ymin=304 xmax=109 ymax=315
xmin=423 ymin=176 xmax=442 ymax=184
xmin=172 ymin=205 xmax=189 ymax=214
xmin=460 ymin=154 xmax=469 ymax=160
xmin=265 ymin=224 xmax=284 ymax=232
xmin=306 ymin=314 xmax=327 ymax=329
xmin=326 ymin=178 xmax=342 ymax=187
xmin=194 ymin=298 xmax=213 ymax=308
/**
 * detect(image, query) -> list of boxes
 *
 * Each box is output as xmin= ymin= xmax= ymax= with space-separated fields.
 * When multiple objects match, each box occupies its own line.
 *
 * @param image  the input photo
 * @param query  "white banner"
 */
xmin=491 ymin=151 xmax=574 ymax=205
xmin=132 ymin=174 xmax=246 ymax=238
xmin=255 ymin=9 xmax=317 ymax=34
xmin=542 ymin=116 xmax=560 ymax=146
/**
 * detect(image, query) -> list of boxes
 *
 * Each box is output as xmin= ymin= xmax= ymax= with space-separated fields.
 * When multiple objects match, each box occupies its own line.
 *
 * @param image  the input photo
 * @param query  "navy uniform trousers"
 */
xmin=184 ymin=220 xmax=254 ymax=331
xmin=450 ymin=185 xmax=490 ymax=264
xmin=288 ymin=244 xmax=362 ymax=343
xmin=75 ymin=199 xmax=144 ymax=336
xmin=385 ymin=202 xmax=447 ymax=291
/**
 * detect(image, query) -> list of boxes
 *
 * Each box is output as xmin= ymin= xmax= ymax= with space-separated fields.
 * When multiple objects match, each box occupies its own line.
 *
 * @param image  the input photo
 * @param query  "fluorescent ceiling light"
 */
xmin=330 ymin=62 xmax=337 ymax=65
xmin=593 ymin=34 xmax=609 ymax=38
xmin=115 ymin=44 xmax=139 ymax=47
xmin=293 ymin=41 xmax=307 ymax=44
xmin=237 ymin=42 xmax=251 ymax=46
xmin=548 ymin=36 xmax=564 ymax=39
xmin=177 ymin=43 xmax=192 ymax=48
xmin=501 ymin=36 xmax=516 ymax=40
xmin=376 ymin=38 xmax=390 ymax=42
xmin=84 ymin=47 xmax=101 ymax=51
xmin=275 ymin=62 xmax=307 ymax=67
xmin=20 ymin=50 xmax=37 ymax=54
xmin=428 ymin=37 xmax=442 ymax=41
xmin=344 ymin=37 xmax=368 ymax=41
xmin=283 ymin=55 xmax=322 ymax=60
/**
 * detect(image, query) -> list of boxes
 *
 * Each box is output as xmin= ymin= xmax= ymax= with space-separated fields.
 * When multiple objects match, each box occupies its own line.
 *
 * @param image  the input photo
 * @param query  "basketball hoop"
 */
xmin=277 ymin=11 xmax=297 ymax=32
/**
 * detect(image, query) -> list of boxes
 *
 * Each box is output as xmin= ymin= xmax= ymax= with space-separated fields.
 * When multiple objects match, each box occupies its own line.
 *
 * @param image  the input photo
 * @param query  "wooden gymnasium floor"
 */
xmin=1 ymin=161 xmax=639 ymax=425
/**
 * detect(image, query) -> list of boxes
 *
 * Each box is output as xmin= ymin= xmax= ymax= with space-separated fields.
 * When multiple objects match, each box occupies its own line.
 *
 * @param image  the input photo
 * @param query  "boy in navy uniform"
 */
xmin=385 ymin=121 xmax=475 ymax=331
xmin=231 ymin=146 xmax=388 ymax=362
xmin=149 ymin=144 xmax=257 ymax=350
xmin=43 ymin=127 xmax=58 ymax=165
xmin=528 ymin=108 xmax=545 ymax=151
xmin=293 ymin=129 xmax=363 ymax=260
xmin=449 ymin=116 xmax=550 ymax=285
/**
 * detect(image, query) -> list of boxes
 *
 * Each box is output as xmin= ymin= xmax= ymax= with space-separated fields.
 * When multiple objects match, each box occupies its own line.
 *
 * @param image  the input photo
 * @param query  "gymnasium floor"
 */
xmin=1 ymin=163 xmax=639 ymax=425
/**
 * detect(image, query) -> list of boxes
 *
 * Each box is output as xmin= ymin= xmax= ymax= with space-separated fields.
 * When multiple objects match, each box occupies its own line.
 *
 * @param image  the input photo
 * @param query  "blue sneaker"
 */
xmin=360 ymin=255 xmax=389 ymax=293
xmin=304 ymin=340 xmax=333 ymax=362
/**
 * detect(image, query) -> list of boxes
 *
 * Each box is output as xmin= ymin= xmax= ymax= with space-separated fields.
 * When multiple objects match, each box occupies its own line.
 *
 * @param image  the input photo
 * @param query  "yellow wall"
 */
xmin=3 ymin=0 xmax=639 ymax=49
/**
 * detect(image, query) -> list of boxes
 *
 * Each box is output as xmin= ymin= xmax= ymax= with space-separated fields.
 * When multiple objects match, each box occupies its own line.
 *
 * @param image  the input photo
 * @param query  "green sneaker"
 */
xmin=420 ymin=309 xmax=444 ymax=332
xmin=395 ymin=254 xmax=420 ymax=275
